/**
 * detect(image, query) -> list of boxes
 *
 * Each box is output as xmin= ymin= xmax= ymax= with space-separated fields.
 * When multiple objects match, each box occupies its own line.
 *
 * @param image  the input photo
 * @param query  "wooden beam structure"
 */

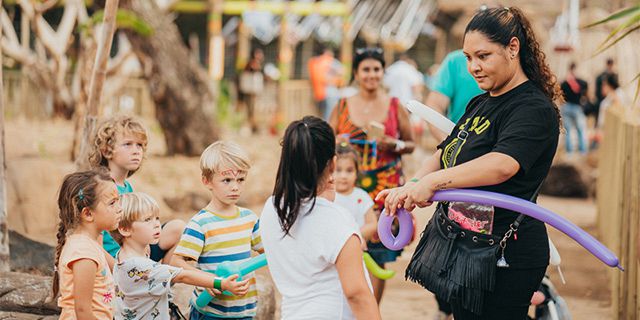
xmin=235 ymin=19 xmax=250 ymax=71
xmin=277 ymin=2 xmax=292 ymax=112
xmin=208 ymin=0 xmax=225 ymax=80
xmin=172 ymin=0 xmax=348 ymax=16
xmin=340 ymin=0 xmax=353 ymax=81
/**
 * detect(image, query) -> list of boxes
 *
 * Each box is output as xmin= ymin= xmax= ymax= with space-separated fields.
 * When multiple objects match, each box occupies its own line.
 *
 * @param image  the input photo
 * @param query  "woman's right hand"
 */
xmin=377 ymin=181 xmax=434 ymax=216
xmin=222 ymin=274 xmax=251 ymax=296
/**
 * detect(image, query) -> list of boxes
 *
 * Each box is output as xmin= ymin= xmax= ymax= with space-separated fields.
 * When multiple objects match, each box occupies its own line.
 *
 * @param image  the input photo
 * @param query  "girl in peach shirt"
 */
xmin=52 ymin=169 xmax=122 ymax=319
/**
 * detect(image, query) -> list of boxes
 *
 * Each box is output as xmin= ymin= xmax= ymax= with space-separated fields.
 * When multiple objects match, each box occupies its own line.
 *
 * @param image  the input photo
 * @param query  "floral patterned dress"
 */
xmin=334 ymin=97 xmax=405 ymax=210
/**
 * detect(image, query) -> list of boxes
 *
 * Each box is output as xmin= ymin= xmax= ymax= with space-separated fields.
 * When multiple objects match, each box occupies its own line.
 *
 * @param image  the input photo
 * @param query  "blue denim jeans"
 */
xmin=561 ymin=103 xmax=588 ymax=154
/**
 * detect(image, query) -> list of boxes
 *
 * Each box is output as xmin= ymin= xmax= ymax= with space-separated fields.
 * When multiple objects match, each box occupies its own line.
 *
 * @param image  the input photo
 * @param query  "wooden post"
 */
xmin=235 ymin=18 xmax=250 ymax=72
xmin=20 ymin=11 xmax=30 ymax=116
xmin=208 ymin=0 xmax=224 ymax=81
xmin=340 ymin=3 xmax=353 ymax=83
xmin=383 ymin=42 xmax=395 ymax=67
xmin=0 ymin=0 xmax=10 ymax=272
xmin=278 ymin=17 xmax=292 ymax=83
xmin=277 ymin=4 xmax=292 ymax=119
xmin=75 ymin=0 xmax=121 ymax=170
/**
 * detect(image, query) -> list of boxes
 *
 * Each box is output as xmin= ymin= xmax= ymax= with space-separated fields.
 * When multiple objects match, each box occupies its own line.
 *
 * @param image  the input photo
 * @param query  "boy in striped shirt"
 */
xmin=172 ymin=141 xmax=263 ymax=319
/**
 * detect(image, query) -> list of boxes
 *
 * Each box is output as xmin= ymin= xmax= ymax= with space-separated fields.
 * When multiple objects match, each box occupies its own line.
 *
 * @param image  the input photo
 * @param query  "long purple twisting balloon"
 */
xmin=377 ymin=208 xmax=414 ymax=250
xmin=378 ymin=189 xmax=622 ymax=270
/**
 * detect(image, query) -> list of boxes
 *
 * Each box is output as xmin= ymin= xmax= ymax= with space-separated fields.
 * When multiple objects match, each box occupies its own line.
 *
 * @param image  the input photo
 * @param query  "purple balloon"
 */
xmin=378 ymin=189 xmax=622 ymax=270
xmin=377 ymin=208 xmax=414 ymax=251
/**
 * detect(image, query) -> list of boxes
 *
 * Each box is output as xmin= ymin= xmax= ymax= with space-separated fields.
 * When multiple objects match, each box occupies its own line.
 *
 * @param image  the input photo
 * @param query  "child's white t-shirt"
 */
xmin=260 ymin=196 xmax=372 ymax=320
xmin=113 ymin=256 xmax=182 ymax=320
xmin=334 ymin=187 xmax=374 ymax=228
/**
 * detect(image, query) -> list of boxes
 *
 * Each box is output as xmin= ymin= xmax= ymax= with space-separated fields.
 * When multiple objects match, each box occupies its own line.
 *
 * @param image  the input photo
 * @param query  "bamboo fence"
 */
xmin=597 ymin=103 xmax=640 ymax=319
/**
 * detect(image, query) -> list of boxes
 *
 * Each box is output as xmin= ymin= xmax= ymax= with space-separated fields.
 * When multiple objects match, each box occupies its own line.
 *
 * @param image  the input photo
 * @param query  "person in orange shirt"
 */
xmin=308 ymin=46 xmax=344 ymax=120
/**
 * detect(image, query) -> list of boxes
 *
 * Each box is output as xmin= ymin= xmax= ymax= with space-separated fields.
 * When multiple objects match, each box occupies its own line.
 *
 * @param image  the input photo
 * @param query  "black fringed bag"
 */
xmin=405 ymin=203 xmax=511 ymax=315
xmin=404 ymin=103 xmax=542 ymax=315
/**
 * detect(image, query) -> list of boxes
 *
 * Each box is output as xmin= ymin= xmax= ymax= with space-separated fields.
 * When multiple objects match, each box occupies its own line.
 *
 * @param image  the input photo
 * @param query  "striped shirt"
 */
xmin=175 ymin=207 xmax=263 ymax=318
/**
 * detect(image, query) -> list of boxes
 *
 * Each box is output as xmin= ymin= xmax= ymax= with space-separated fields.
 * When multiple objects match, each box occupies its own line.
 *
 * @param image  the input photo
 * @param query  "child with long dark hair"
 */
xmin=52 ymin=169 xmax=121 ymax=319
xmin=261 ymin=116 xmax=380 ymax=319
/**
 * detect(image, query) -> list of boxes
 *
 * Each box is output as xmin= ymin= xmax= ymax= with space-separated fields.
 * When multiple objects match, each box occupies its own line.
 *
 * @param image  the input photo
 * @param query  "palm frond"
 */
xmin=594 ymin=24 xmax=640 ymax=55
xmin=583 ymin=5 xmax=640 ymax=28
xmin=596 ymin=11 xmax=640 ymax=51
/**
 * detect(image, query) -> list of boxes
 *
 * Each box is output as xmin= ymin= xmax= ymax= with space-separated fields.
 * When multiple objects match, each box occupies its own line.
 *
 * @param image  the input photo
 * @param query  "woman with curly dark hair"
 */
xmin=377 ymin=6 xmax=561 ymax=319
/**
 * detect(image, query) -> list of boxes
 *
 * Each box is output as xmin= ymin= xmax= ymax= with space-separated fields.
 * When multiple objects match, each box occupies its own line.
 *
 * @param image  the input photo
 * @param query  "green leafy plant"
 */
xmin=585 ymin=5 xmax=640 ymax=101
xmin=78 ymin=9 xmax=153 ymax=37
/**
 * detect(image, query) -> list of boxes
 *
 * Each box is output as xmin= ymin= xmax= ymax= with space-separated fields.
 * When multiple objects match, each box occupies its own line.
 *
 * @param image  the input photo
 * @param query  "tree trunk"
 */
xmin=0 ymin=0 xmax=10 ymax=272
xmin=74 ymin=0 xmax=120 ymax=170
xmin=70 ymin=41 xmax=96 ymax=162
xmin=124 ymin=0 xmax=218 ymax=155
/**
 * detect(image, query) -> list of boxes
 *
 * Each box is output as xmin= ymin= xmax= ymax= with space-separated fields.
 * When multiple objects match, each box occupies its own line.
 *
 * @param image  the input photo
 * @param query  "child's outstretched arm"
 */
xmin=71 ymin=259 xmax=99 ymax=320
xmin=171 ymin=255 xmax=199 ymax=272
xmin=336 ymin=235 xmax=381 ymax=320
xmin=173 ymin=271 xmax=250 ymax=296
xmin=360 ymin=208 xmax=377 ymax=241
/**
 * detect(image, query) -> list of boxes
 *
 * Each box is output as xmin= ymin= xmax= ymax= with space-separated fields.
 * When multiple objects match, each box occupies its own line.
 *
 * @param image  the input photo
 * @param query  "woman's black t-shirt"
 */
xmin=437 ymin=80 xmax=559 ymax=269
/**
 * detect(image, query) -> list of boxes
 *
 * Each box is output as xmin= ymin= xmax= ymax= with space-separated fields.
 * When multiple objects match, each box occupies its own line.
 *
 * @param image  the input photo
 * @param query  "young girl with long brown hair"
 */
xmin=52 ymin=169 xmax=121 ymax=319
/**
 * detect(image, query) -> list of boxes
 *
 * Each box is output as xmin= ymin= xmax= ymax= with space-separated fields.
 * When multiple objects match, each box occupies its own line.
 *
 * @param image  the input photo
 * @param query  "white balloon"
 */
xmin=549 ymin=237 xmax=562 ymax=266
xmin=404 ymin=100 xmax=455 ymax=135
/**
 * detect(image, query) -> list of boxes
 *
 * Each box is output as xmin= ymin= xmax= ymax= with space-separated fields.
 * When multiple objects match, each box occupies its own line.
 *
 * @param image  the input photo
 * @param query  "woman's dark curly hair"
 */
xmin=465 ymin=7 xmax=563 ymax=125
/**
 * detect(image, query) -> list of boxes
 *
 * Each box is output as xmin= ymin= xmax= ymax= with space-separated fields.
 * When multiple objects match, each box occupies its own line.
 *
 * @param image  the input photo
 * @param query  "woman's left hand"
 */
xmin=402 ymin=179 xmax=436 ymax=211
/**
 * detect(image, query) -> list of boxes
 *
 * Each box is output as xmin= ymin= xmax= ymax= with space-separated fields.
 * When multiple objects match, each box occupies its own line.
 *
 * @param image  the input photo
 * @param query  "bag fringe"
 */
xmin=405 ymin=211 xmax=498 ymax=315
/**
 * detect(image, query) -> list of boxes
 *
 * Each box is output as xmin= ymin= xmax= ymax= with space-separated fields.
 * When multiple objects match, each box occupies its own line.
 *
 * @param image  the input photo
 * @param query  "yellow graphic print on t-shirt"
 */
xmin=442 ymin=116 xmax=491 ymax=168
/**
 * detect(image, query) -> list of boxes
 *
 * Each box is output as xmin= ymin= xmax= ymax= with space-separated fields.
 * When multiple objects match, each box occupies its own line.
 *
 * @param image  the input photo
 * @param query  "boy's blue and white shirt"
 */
xmin=175 ymin=207 xmax=262 ymax=318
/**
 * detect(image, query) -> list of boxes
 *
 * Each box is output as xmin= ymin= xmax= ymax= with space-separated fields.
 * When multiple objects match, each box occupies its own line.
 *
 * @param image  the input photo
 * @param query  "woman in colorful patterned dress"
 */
xmin=329 ymin=47 xmax=416 ymax=303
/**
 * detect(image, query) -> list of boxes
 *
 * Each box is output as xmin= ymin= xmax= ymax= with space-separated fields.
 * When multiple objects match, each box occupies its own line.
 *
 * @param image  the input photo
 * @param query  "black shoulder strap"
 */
xmin=448 ymin=102 xmax=484 ymax=167
xmin=513 ymin=179 xmax=545 ymax=228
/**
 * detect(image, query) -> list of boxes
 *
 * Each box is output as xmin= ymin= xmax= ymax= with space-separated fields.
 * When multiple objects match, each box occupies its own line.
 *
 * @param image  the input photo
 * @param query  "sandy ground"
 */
xmin=4 ymin=118 xmax=612 ymax=319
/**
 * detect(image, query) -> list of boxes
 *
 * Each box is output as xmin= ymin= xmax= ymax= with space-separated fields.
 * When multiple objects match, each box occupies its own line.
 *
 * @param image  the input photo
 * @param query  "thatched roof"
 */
xmin=349 ymin=0 xmax=437 ymax=50
xmin=240 ymin=0 xmax=438 ymax=49
xmin=171 ymin=0 xmax=438 ymax=49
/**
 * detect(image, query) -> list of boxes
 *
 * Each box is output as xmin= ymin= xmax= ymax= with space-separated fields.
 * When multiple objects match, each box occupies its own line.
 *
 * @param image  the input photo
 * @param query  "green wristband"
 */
xmin=213 ymin=277 xmax=223 ymax=291
xmin=409 ymin=178 xmax=419 ymax=183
